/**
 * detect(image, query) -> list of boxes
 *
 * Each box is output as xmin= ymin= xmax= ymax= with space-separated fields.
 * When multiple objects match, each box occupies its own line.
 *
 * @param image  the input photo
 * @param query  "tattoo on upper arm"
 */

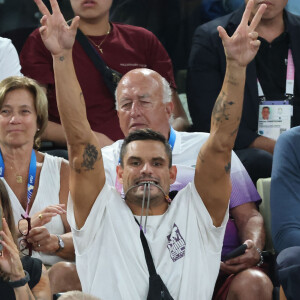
xmin=225 ymin=161 xmax=231 ymax=173
xmin=59 ymin=56 xmax=64 ymax=61
xmin=212 ymin=92 xmax=235 ymax=125
xmin=81 ymin=144 xmax=99 ymax=171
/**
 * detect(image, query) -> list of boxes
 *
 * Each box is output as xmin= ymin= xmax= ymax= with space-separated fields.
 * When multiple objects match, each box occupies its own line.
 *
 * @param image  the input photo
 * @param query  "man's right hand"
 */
xmin=34 ymin=0 xmax=80 ymax=55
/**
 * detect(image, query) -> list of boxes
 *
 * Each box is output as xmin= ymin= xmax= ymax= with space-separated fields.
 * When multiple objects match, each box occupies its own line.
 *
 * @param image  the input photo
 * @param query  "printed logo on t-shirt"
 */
xmin=167 ymin=223 xmax=186 ymax=262
xmin=120 ymin=63 xmax=147 ymax=67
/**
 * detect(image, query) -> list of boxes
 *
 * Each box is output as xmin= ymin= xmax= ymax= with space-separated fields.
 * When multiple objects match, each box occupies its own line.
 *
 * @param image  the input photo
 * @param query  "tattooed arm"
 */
xmin=194 ymin=0 xmax=266 ymax=227
xmin=33 ymin=0 xmax=105 ymax=228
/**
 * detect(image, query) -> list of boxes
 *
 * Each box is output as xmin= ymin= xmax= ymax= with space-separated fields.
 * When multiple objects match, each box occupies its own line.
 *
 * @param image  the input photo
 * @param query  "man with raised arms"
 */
xmin=33 ymin=0 xmax=265 ymax=298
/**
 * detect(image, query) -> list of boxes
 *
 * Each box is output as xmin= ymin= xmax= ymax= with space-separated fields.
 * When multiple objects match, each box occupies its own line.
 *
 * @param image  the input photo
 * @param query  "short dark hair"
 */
xmin=262 ymin=106 xmax=270 ymax=111
xmin=120 ymin=129 xmax=172 ymax=168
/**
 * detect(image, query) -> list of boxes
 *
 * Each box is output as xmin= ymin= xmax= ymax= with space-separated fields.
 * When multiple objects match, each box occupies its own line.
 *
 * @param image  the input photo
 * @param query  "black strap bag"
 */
xmin=76 ymin=28 xmax=122 ymax=96
xmin=135 ymin=219 xmax=174 ymax=300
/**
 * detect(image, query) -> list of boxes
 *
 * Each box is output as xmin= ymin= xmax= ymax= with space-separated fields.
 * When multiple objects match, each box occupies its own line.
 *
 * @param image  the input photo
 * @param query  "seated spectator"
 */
xmin=34 ymin=0 xmax=270 ymax=298
xmin=187 ymin=0 xmax=300 ymax=184
xmin=103 ymin=68 xmax=273 ymax=299
xmin=271 ymin=126 xmax=300 ymax=299
xmin=0 ymin=37 xmax=22 ymax=81
xmin=20 ymin=0 xmax=189 ymax=153
xmin=0 ymin=76 xmax=80 ymax=294
xmin=0 ymin=179 xmax=51 ymax=300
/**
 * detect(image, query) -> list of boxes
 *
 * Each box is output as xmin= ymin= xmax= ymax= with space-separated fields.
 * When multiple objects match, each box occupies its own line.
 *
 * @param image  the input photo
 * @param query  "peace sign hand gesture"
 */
xmin=218 ymin=0 xmax=266 ymax=67
xmin=34 ymin=0 xmax=80 ymax=56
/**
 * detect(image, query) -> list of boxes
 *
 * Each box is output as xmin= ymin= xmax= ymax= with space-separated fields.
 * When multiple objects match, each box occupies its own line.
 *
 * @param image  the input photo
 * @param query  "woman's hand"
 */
xmin=31 ymin=204 xmax=66 ymax=228
xmin=26 ymin=227 xmax=59 ymax=254
xmin=18 ymin=204 xmax=66 ymax=238
xmin=0 ymin=218 xmax=25 ymax=281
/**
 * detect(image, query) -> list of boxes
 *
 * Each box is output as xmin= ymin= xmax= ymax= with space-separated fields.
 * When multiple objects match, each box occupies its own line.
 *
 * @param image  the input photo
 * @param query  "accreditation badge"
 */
xmin=258 ymin=101 xmax=293 ymax=140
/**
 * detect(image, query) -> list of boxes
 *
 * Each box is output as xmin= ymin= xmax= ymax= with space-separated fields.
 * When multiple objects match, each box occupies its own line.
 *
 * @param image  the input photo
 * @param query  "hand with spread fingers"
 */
xmin=0 ymin=218 xmax=25 ymax=281
xmin=217 ymin=0 xmax=266 ymax=67
xmin=220 ymin=240 xmax=262 ymax=274
xmin=34 ymin=0 xmax=80 ymax=55
xmin=30 ymin=204 xmax=66 ymax=229
xmin=0 ymin=215 xmax=51 ymax=299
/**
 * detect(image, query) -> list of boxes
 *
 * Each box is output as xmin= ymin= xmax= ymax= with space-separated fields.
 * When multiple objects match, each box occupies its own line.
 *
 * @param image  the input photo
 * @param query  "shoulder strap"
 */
xmin=76 ymin=29 xmax=109 ymax=75
xmin=75 ymin=28 xmax=122 ymax=95
xmin=134 ymin=218 xmax=157 ymax=276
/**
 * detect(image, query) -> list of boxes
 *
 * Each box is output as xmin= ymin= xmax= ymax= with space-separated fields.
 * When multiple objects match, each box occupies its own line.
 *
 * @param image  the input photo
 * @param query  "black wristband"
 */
xmin=8 ymin=270 xmax=30 ymax=288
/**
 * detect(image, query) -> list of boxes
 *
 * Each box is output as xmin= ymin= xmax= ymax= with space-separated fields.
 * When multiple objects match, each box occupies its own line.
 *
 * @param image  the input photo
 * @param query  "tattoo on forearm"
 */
xmin=212 ymin=92 xmax=235 ymax=125
xmin=59 ymin=56 xmax=64 ymax=61
xmin=81 ymin=144 xmax=99 ymax=171
xmin=227 ymin=75 xmax=238 ymax=86
xmin=225 ymin=162 xmax=231 ymax=173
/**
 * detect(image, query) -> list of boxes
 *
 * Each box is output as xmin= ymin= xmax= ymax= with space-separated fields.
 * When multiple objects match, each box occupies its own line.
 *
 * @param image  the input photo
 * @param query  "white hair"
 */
xmin=115 ymin=70 xmax=172 ymax=111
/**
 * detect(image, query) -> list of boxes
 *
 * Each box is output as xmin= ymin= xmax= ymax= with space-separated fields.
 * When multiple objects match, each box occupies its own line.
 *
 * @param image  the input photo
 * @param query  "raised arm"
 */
xmin=194 ymin=0 xmax=266 ymax=226
xmin=34 ymin=0 xmax=105 ymax=229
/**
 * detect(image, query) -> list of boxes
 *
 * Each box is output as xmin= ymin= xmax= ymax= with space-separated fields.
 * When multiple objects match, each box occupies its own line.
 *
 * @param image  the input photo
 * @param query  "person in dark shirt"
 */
xmin=187 ymin=0 xmax=300 ymax=184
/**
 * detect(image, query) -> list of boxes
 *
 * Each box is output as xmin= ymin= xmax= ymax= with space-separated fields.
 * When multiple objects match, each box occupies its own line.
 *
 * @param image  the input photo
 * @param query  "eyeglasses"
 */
xmin=18 ymin=214 xmax=32 ymax=256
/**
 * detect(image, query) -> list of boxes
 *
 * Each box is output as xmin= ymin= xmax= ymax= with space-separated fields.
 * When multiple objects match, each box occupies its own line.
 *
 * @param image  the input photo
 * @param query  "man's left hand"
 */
xmin=220 ymin=239 xmax=261 ymax=274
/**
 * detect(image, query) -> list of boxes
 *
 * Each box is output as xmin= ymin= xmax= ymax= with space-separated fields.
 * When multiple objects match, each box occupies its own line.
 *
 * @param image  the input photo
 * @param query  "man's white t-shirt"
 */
xmin=68 ymin=182 xmax=229 ymax=300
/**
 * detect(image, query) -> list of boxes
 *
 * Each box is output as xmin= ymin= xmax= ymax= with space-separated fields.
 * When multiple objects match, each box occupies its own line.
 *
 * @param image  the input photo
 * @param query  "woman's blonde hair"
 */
xmin=0 ymin=76 xmax=48 ymax=149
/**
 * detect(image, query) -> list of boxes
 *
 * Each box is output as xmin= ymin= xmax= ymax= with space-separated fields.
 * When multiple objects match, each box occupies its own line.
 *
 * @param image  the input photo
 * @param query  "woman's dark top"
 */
xmin=0 ymin=256 xmax=42 ymax=299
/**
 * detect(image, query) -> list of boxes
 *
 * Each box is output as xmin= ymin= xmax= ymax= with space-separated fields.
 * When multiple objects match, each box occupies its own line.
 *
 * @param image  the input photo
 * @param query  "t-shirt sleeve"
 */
xmin=20 ymin=30 xmax=54 ymax=85
xmin=188 ymin=182 xmax=229 ymax=252
xmin=230 ymin=151 xmax=261 ymax=209
xmin=101 ymin=145 xmax=119 ymax=187
xmin=67 ymin=183 xmax=112 ymax=255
